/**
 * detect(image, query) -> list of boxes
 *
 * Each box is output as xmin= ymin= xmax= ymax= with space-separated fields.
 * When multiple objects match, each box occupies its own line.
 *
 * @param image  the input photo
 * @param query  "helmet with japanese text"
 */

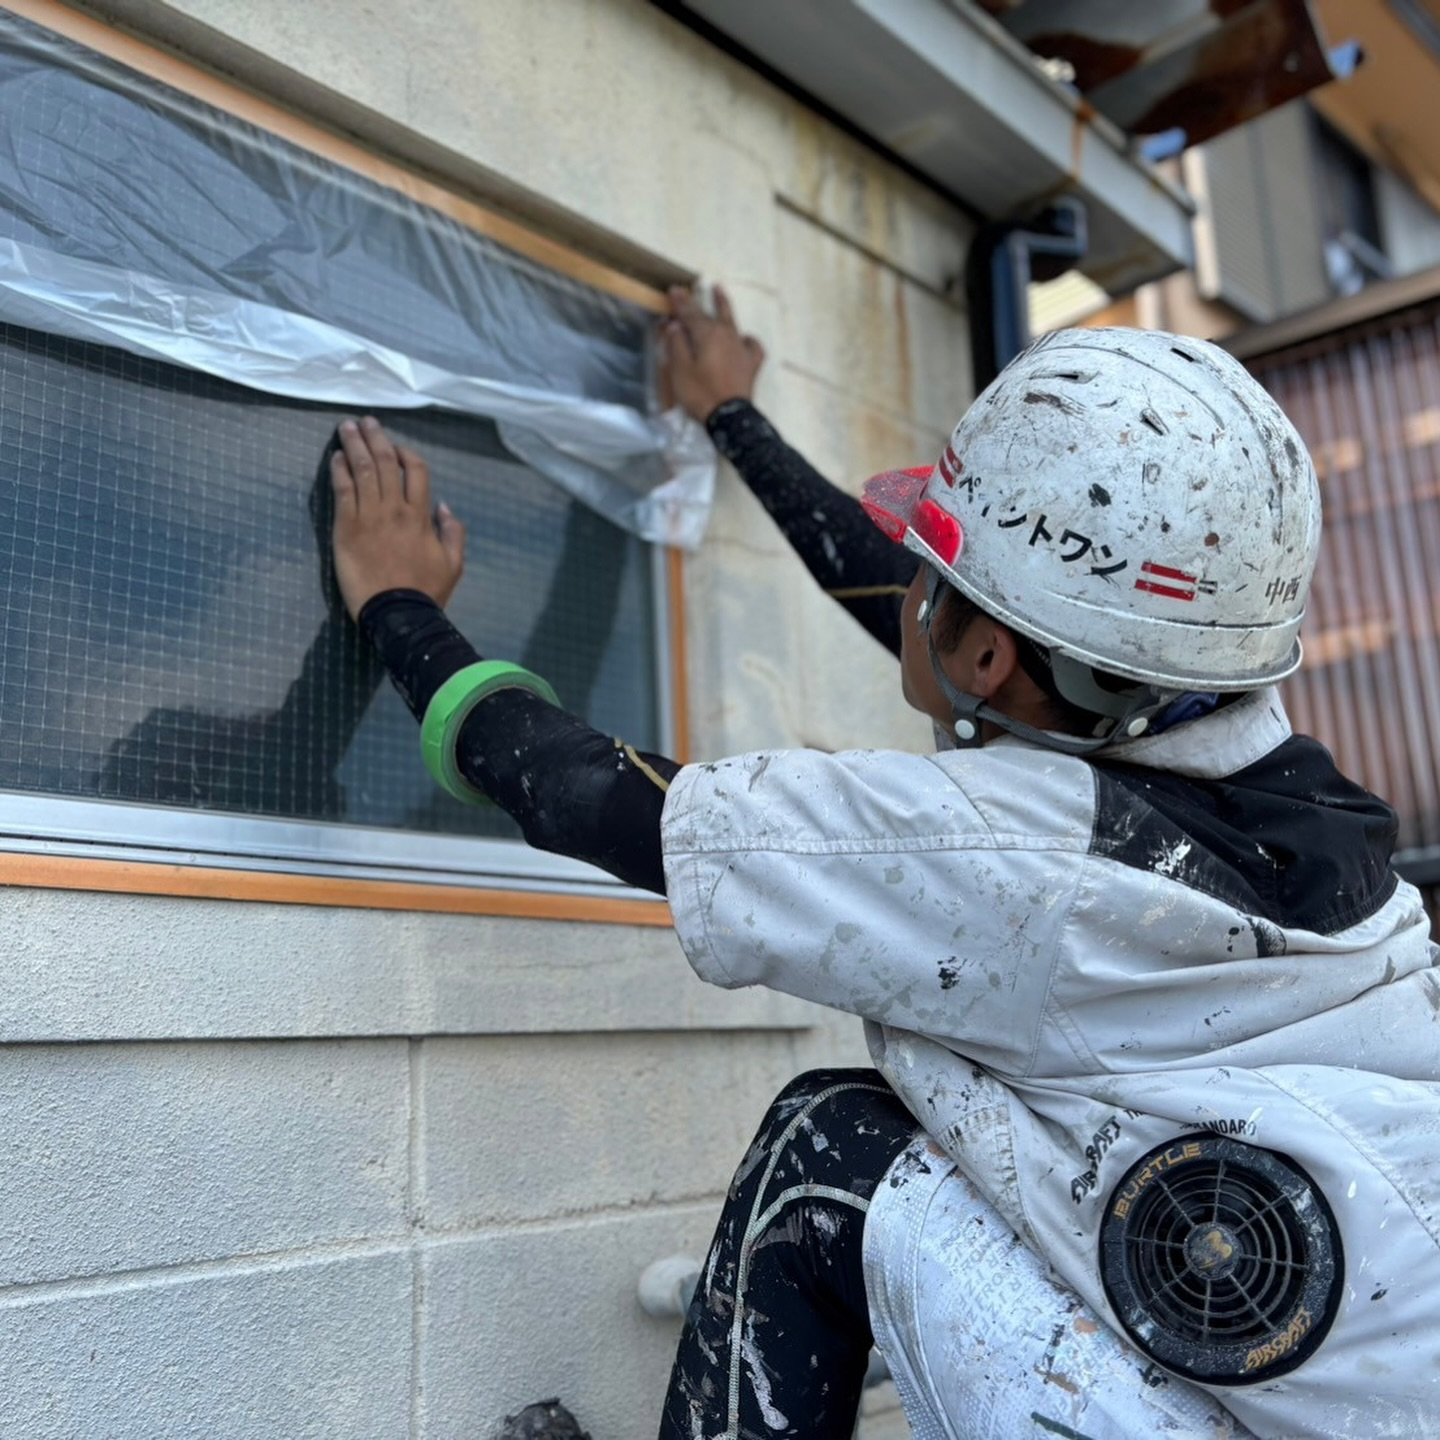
xmin=862 ymin=327 xmax=1321 ymax=747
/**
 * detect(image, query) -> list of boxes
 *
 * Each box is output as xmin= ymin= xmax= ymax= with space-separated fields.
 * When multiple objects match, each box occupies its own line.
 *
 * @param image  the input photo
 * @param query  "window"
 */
xmin=0 ymin=6 xmax=700 ymax=907
xmin=1311 ymin=116 xmax=1391 ymax=297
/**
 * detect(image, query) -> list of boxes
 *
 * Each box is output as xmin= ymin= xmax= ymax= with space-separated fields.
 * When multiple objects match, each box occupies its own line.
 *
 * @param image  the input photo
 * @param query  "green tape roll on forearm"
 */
xmin=419 ymin=661 xmax=561 ymax=805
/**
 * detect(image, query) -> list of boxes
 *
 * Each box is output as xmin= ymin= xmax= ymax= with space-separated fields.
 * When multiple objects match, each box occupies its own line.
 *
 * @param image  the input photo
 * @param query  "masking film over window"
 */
xmin=0 ymin=10 xmax=709 ymax=870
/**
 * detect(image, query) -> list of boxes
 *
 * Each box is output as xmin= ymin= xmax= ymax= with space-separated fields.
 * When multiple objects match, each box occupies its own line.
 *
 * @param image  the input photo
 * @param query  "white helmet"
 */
xmin=863 ymin=327 xmax=1321 ymax=743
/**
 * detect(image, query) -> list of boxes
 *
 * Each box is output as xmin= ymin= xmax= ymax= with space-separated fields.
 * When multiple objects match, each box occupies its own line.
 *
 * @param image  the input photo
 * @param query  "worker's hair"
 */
xmin=929 ymin=585 xmax=982 ymax=655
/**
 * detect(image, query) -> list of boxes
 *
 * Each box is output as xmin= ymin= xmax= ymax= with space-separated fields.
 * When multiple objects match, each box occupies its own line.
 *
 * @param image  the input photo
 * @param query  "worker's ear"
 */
xmin=961 ymin=618 xmax=1021 ymax=700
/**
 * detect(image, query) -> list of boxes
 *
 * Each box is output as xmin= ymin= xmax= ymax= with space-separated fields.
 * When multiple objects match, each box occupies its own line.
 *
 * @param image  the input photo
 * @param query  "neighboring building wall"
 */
xmin=1378 ymin=168 xmax=1440 ymax=277
xmin=1080 ymin=100 xmax=1440 ymax=345
xmin=1245 ymin=296 xmax=1440 ymax=923
xmin=1192 ymin=102 xmax=1333 ymax=324
xmin=1 ymin=2 xmax=973 ymax=1437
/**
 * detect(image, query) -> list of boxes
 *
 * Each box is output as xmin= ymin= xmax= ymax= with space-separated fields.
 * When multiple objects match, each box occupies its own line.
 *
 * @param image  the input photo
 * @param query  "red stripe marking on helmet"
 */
xmin=1139 ymin=561 xmax=1196 ymax=583
xmin=938 ymin=444 xmax=963 ymax=486
xmin=1135 ymin=579 xmax=1196 ymax=601
xmin=1136 ymin=561 xmax=1198 ymax=601
xmin=913 ymin=498 xmax=963 ymax=565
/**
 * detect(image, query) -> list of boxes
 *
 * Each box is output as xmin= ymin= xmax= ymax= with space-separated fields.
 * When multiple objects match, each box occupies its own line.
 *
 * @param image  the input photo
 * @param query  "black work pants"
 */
xmin=659 ymin=1069 xmax=921 ymax=1439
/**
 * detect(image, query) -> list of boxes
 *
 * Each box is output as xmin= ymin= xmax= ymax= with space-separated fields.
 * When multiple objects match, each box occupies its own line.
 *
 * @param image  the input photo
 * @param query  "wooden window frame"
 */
xmin=0 ymin=0 xmax=687 ymax=926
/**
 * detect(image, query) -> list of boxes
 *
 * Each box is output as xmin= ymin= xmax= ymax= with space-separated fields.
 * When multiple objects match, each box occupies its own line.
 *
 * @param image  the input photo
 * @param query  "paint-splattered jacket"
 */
xmin=366 ymin=397 xmax=1439 ymax=1434
xmin=661 ymin=685 xmax=1440 ymax=1437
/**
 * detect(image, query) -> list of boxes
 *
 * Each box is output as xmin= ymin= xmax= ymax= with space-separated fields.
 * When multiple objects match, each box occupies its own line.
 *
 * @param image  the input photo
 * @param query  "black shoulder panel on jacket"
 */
xmin=1090 ymin=734 xmax=1399 ymax=939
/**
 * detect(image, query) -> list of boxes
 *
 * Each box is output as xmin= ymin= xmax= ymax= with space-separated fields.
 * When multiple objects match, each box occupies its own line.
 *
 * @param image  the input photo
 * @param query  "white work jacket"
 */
xmin=661 ymin=689 xmax=1440 ymax=1438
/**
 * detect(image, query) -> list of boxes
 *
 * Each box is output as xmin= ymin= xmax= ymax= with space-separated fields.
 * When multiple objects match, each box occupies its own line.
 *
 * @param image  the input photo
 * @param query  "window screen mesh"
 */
xmin=0 ymin=322 xmax=659 ymax=841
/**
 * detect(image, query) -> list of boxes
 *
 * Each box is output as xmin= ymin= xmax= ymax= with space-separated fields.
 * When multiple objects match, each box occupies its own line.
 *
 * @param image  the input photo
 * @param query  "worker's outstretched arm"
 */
xmin=665 ymin=288 xmax=916 ymax=657
xmin=330 ymin=418 xmax=674 ymax=896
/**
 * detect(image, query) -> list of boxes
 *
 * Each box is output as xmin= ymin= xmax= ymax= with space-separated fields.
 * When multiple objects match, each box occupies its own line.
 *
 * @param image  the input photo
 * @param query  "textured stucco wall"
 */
xmin=5 ymin=1 xmax=976 ymax=1434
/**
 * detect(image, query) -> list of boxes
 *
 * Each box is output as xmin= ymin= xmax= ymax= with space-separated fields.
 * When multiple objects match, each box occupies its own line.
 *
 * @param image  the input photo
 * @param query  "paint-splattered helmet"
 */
xmin=863 ymin=328 xmax=1321 ymax=713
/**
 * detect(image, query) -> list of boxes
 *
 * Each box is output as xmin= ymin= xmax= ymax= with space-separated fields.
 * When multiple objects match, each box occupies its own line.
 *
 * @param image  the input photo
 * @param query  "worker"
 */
xmin=328 ymin=289 xmax=1440 ymax=1439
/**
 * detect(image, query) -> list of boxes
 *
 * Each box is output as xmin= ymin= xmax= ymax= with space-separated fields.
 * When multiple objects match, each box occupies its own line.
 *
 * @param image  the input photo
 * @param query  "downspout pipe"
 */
xmin=966 ymin=197 xmax=1089 ymax=391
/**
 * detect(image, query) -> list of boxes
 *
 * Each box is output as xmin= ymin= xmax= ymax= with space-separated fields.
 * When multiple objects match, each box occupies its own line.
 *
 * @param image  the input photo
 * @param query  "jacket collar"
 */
xmin=1091 ymin=687 xmax=1292 ymax=778
xmin=963 ymin=688 xmax=1294 ymax=780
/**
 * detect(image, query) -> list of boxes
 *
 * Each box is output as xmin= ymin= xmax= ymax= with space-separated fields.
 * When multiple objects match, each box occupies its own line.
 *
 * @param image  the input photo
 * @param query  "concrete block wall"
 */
xmin=4 ymin=0 xmax=976 ymax=1433
xmin=2 ymin=890 xmax=839 ymax=1438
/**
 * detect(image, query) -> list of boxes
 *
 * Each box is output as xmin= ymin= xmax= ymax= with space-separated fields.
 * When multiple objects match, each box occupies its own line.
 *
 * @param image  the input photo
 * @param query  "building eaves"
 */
xmin=669 ymin=0 xmax=1350 ymax=297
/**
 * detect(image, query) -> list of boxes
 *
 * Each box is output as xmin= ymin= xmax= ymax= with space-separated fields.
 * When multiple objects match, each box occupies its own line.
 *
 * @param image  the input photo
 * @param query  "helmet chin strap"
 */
xmin=920 ymin=567 xmax=1168 ymax=756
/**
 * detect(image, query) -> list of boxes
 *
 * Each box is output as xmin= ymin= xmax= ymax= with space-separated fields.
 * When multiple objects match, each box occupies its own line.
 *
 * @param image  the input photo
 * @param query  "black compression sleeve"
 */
xmin=456 ymin=688 xmax=675 ymax=894
xmin=706 ymin=398 xmax=918 ymax=656
xmin=359 ymin=589 xmax=481 ymax=721
xmin=357 ymin=589 xmax=675 ymax=895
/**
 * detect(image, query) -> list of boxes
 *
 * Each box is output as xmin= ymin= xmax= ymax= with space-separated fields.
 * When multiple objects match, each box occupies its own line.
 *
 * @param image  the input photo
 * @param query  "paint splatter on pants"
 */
xmin=658 ymin=1068 xmax=921 ymax=1440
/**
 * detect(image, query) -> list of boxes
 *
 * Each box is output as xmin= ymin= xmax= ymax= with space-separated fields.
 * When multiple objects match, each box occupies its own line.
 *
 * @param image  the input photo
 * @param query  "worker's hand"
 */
xmin=329 ymin=416 xmax=466 ymax=619
xmin=662 ymin=285 xmax=766 ymax=423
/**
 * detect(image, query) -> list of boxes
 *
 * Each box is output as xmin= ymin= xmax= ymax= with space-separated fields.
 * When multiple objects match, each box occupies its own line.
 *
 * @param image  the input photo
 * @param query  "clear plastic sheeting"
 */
xmin=0 ymin=9 xmax=715 ymax=547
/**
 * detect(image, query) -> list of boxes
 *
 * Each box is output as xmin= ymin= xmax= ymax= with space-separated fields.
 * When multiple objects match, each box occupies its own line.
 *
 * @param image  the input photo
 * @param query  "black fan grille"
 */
xmin=1099 ymin=1136 xmax=1342 ymax=1384
xmin=1125 ymin=1157 xmax=1307 ymax=1342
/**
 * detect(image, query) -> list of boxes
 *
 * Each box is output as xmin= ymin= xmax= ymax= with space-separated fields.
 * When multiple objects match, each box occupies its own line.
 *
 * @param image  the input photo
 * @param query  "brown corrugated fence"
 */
xmin=1247 ymin=297 xmax=1440 ymax=923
